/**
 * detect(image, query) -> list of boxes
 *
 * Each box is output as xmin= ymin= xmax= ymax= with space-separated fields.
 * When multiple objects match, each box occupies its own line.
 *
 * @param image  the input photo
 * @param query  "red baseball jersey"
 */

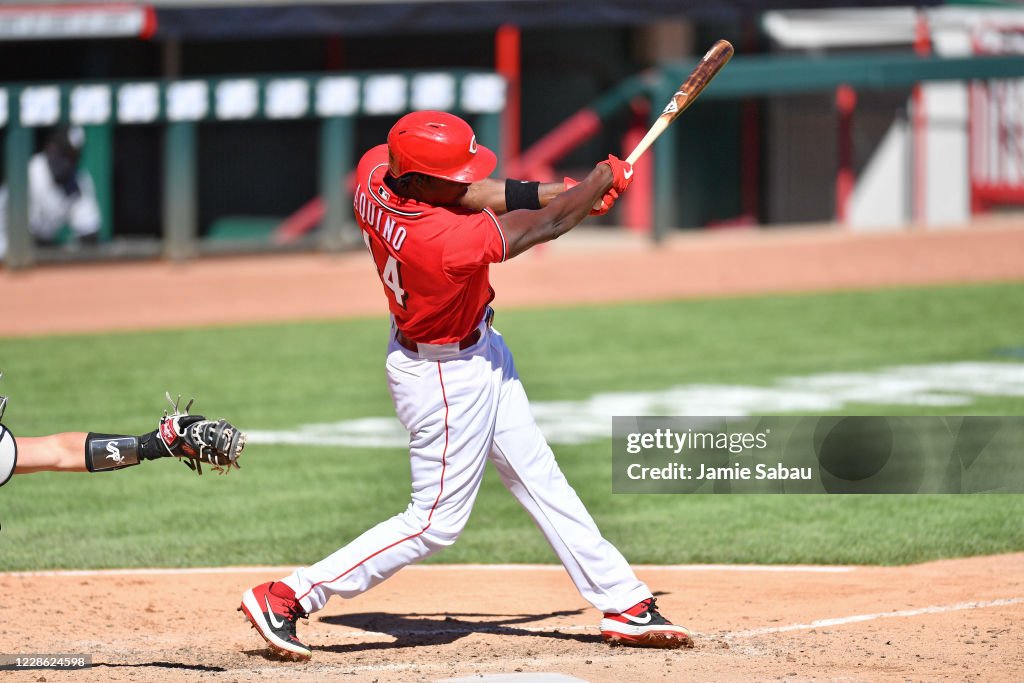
xmin=353 ymin=145 xmax=507 ymax=344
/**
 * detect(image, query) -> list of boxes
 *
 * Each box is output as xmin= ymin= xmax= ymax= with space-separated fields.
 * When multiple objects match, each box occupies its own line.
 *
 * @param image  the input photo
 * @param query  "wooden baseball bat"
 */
xmin=625 ymin=39 xmax=734 ymax=165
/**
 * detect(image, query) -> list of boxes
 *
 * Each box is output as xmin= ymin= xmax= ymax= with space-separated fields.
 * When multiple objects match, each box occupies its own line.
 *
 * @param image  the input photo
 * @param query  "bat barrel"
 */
xmin=625 ymin=39 xmax=735 ymax=165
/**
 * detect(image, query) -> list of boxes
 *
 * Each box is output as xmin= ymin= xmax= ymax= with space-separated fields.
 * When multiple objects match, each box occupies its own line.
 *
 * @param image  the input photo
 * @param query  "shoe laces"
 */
xmin=268 ymin=583 xmax=308 ymax=624
xmin=640 ymin=597 xmax=658 ymax=614
xmin=282 ymin=606 xmax=308 ymax=638
xmin=285 ymin=602 xmax=308 ymax=623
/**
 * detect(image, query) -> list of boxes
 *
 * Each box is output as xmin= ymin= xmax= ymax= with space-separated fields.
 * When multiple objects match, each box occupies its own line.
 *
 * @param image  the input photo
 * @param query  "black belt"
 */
xmin=395 ymin=327 xmax=481 ymax=353
xmin=395 ymin=308 xmax=493 ymax=354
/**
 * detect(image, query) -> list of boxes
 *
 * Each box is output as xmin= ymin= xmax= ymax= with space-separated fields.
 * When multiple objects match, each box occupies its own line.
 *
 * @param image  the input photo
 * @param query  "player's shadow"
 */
xmin=317 ymin=608 xmax=602 ymax=653
xmin=94 ymin=662 xmax=227 ymax=672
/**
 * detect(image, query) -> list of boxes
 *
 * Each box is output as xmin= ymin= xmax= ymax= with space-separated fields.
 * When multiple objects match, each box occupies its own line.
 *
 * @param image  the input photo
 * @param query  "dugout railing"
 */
xmin=0 ymin=70 xmax=506 ymax=270
xmin=512 ymin=51 xmax=1024 ymax=240
xmin=6 ymin=53 xmax=1024 ymax=269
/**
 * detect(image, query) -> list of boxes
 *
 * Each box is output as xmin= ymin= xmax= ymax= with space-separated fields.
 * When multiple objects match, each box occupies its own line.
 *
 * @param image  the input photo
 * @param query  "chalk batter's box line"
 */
xmin=0 ymin=563 xmax=856 ymax=578
xmin=16 ymin=567 xmax=1015 ymax=645
xmin=305 ymin=596 xmax=1023 ymax=642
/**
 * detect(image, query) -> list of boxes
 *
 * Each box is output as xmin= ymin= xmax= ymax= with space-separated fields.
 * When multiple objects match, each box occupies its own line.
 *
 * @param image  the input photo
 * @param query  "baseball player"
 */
xmin=241 ymin=111 xmax=691 ymax=659
xmin=0 ymin=125 xmax=101 ymax=260
xmin=0 ymin=385 xmax=245 ymax=487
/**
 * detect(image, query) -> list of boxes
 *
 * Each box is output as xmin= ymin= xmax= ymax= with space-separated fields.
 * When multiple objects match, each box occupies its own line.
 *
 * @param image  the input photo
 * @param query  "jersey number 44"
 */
xmin=377 ymin=254 xmax=408 ymax=309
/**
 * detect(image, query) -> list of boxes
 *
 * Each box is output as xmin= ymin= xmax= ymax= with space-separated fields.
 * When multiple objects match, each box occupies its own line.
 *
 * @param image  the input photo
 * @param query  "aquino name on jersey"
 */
xmin=354 ymin=182 xmax=409 ymax=254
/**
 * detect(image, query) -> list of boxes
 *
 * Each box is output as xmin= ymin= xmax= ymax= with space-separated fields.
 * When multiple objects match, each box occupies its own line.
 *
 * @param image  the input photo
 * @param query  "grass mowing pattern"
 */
xmin=1 ymin=282 xmax=1022 ymax=569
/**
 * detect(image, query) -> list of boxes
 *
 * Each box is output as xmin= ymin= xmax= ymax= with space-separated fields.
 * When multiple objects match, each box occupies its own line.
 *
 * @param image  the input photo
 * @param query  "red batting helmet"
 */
xmin=387 ymin=111 xmax=497 ymax=183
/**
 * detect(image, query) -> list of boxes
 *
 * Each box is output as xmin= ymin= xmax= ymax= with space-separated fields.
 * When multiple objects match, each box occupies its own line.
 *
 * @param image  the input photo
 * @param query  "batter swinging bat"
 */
xmin=625 ymin=39 xmax=735 ymax=165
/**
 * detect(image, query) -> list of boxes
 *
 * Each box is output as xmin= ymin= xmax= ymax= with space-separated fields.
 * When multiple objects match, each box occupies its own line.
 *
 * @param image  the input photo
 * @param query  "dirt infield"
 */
xmin=2 ymin=220 xmax=1023 ymax=337
xmin=1 ymin=555 xmax=1021 ymax=682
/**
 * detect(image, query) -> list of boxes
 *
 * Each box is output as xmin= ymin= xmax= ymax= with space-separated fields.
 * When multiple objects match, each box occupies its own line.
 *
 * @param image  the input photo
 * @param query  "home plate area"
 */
xmin=1 ymin=557 xmax=1021 ymax=682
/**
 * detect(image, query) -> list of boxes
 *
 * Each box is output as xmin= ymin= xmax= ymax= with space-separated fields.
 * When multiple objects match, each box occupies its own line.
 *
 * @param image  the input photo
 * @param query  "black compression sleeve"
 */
xmin=505 ymin=179 xmax=541 ymax=211
xmin=84 ymin=429 xmax=175 ymax=471
xmin=85 ymin=433 xmax=142 ymax=472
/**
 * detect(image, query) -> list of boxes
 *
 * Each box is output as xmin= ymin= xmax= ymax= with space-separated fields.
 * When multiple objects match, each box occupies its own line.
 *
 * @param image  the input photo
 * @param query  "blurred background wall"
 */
xmin=1 ymin=0 xmax=1023 ymax=266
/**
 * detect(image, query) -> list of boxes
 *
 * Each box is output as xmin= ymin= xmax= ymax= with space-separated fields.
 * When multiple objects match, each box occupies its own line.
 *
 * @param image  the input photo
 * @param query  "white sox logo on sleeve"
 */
xmin=105 ymin=441 xmax=125 ymax=464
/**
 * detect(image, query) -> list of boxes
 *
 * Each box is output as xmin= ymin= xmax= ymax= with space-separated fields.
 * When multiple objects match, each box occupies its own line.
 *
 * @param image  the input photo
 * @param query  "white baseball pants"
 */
xmin=283 ymin=316 xmax=651 ymax=615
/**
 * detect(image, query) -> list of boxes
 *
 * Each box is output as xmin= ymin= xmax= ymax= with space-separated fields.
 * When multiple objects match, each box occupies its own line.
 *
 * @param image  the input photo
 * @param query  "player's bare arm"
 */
xmin=459 ymin=178 xmax=565 ymax=214
xmin=13 ymin=432 xmax=92 ymax=473
xmin=500 ymin=156 xmax=631 ymax=259
xmin=0 ymin=389 xmax=245 ymax=485
xmin=460 ymin=177 xmax=616 ymax=216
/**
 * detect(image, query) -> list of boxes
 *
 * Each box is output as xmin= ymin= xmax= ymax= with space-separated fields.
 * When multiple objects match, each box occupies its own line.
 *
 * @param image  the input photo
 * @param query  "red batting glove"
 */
xmin=598 ymin=154 xmax=634 ymax=193
xmin=591 ymin=188 xmax=619 ymax=216
xmin=564 ymin=177 xmax=619 ymax=216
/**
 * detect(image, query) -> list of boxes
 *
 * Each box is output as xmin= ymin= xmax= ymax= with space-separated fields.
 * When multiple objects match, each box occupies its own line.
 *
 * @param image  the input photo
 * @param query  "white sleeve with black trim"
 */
xmin=0 ymin=423 xmax=17 ymax=487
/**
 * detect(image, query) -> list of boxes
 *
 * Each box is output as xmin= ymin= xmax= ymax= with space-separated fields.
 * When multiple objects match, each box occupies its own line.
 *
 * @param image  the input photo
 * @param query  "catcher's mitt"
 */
xmin=158 ymin=394 xmax=245 ymax=475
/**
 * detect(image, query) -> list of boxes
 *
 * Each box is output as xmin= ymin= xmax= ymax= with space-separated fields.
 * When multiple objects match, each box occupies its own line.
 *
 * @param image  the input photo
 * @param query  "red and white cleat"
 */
xmin=239 ymin=581 xmax=312 ymax=661
xmin=600 ymin=597 xmax=693 ymax=649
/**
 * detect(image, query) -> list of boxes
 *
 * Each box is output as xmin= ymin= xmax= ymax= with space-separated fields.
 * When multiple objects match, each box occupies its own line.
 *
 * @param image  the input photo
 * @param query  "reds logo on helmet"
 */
xmin=386 ymin=111 xmax=496 ymax=183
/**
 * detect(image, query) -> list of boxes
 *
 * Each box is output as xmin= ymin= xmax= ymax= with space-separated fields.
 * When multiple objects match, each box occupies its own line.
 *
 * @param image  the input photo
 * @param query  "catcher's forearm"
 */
xmin=85 ymin=429 xmax=167 ymax=472
xmin=3 ymin=392 xmax=245 ymax=480
xmin=11 ymin=433 xmax=90 ymax=474
xmin=15 ymin=431 xmax=163 ymax=474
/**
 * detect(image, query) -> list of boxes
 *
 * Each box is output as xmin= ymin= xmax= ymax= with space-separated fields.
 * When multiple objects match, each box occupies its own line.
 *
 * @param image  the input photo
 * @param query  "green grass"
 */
xmin=1 ymin=282 xmax=1023 ymax=570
